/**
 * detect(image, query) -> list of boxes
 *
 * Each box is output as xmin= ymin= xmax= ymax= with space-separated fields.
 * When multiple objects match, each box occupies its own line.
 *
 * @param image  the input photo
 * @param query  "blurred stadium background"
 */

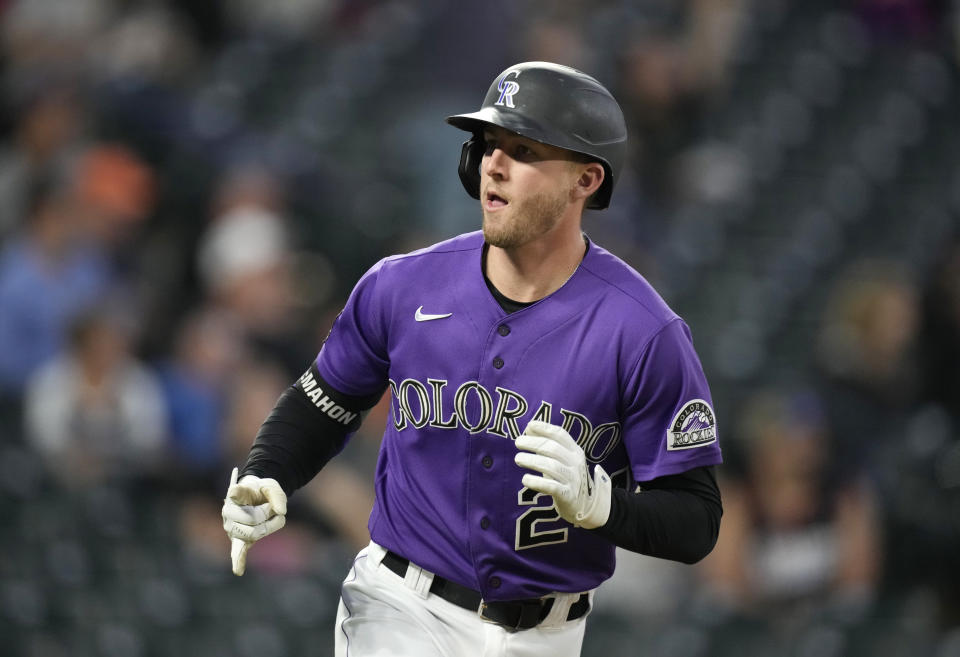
xmin=0 ymin=0 xmax=959 ymax=655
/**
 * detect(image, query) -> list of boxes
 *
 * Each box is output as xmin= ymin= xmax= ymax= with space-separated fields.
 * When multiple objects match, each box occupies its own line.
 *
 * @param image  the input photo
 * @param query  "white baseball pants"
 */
xmin=335 ymin=542 xmax=589 ymax=657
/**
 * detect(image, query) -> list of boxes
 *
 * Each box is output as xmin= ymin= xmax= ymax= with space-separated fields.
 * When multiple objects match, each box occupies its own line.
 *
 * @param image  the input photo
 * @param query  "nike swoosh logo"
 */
xmin=415 ymin=306 xmax=453 ymax=322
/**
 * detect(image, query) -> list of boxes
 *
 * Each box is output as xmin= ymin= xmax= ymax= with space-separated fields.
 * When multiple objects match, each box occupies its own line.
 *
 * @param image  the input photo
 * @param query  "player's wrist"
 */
xmin=238 ymin=473 xmax=270 ymax=487
xmin=575 ymin=464 xmax=612 ymax=529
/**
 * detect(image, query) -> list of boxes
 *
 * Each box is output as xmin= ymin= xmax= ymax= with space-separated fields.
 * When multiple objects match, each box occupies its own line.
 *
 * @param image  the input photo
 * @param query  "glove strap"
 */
xmin=575 ymin=464 xmax=612 ymax=529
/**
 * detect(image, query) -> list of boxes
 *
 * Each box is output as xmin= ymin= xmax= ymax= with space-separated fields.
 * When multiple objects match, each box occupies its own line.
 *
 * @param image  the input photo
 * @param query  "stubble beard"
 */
xmin=482 ymin=188 xmax=568 ymax=249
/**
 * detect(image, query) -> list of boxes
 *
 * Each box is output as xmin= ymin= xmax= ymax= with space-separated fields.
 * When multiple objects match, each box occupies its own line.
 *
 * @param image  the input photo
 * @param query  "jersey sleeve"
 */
xmin=621 ymin=318 xmax=722 ymax=482
xmin=315 ymin=259 xmax=391 ymax=398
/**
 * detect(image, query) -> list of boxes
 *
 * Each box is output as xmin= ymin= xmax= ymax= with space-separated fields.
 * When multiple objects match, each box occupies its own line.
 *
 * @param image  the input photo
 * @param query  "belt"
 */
xmin=380 ymin=550 xmax=590 ymax=631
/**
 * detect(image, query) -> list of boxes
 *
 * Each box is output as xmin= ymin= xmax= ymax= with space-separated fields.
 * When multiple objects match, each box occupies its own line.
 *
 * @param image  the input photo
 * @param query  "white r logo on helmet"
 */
xmin=495 ymin=70 xmax=521 ymax=108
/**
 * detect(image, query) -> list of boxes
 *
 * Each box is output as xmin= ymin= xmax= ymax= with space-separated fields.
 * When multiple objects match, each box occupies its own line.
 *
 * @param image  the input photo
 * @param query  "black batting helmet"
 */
xmin=446 ymin=61 xmax=627 ymax=210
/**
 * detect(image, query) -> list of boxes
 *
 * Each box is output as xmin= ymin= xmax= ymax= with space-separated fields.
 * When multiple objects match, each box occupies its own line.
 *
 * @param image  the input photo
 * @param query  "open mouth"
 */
xmin=485 ymin=190 xmax=508 ymax=209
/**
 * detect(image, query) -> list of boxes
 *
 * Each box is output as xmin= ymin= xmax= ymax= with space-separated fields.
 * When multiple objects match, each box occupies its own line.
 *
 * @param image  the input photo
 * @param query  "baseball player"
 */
xmin=222 ymin=61 xmax=723 ymax=656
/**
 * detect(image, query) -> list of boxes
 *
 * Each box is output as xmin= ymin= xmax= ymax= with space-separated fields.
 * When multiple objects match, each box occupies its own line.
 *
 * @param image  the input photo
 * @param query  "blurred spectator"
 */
xmin=70 ymin=142 xmax=161 ymax=330
xmin=300 ymin=457 xmax=377 ymax=553
xmin=0 ymin=177 xmax=112 ymax=398
xmin=592 ymin=547 xmax=696 ymax=622
xmin=178 ymin=493 xmax=233 ymax=568
xmin=22 ymin=309 xmax=167 ymax=489
xmin=816 ymin=259 xmax=921 ymax=481
xmin=619 ymin=35 xmax=703 ymax=208
xmin=0 ymin=0 xmax=113 ymax=71
xmin=521 ymin=16 xmax=594 ymax=72
xmin=199 ymin=204 xmax=293 ymax=338
xmin=699 ymin=389 xmax=881 ymax=621
xmin=72 ymin=143 xmax=156 ymax=253
xmin=0 ymin=82 xmax=86 ymax=239
xmin=616 ymin=0 xmax=743 ymax=212
xmin=197 ymin=166 xmax=311 ymax=375
xmin=157 ymin=308 xmax=247 ymax=486
xmin=220 ymin=356 xmax=290 ymax=469
xmin=89 ymin=3 xmax=200 ymax=85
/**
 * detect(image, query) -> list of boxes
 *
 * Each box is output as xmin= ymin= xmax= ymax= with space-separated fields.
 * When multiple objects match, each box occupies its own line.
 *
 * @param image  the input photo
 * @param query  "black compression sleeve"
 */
xmin=593 ymin=465 xmax=722 ymax=564
xmin=238 ymin=363 xmax=384 ymax=495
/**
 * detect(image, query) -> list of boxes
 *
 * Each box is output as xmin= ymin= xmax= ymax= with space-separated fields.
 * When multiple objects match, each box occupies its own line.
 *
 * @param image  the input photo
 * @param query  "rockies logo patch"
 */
xmin=667 ymin=400 xmax=717 ymax=451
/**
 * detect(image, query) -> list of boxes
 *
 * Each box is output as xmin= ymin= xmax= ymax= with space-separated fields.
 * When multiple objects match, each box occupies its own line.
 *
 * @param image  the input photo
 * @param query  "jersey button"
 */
xmin=480 ymin=517 xmax=490 ymax=529
xmin=489 ymin=576 xmax=501 ymax=589
xmin=493 ymin=357 xmax=504 ymax=369
xmin=482 ymin=456 xmax=493 ymax=468
xmin=497 ymin=325 xmax=510 ymax=336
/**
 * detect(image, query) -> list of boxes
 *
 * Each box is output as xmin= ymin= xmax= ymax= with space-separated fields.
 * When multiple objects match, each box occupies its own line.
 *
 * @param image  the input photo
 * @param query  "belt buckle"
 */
xmin=477 ymin=601 xmax=502 ymax=626
xmin=478 ymin=599 xmax=548 ymax=631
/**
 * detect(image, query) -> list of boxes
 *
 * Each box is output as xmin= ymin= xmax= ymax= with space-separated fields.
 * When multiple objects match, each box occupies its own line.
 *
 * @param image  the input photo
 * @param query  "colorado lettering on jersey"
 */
xmin=298 ymin=369 xmax=359 ymax=426
xmin=387 ymin=377 xmax=622 ymax=462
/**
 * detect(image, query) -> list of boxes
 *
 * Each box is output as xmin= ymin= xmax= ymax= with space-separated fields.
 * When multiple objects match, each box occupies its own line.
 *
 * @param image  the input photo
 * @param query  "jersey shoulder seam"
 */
xmin=381 ymin=232 xmax=483 ymax=265
xmin=578 ymin=261 xmax=676 ymax=326
xmin=634 ymin=316 xmax=685 ymax=364
xmin=618 ymin=316 xmax=688 ymax=418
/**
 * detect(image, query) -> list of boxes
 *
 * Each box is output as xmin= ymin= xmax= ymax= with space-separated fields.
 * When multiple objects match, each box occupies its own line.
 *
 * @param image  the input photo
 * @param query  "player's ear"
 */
xmin=572 ymin=162 xmax=605 ymax=203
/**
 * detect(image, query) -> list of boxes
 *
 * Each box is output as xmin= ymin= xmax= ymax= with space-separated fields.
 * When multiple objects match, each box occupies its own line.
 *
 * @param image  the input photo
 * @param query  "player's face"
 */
xmin=479 ymin=127 xmax=582 ymax=249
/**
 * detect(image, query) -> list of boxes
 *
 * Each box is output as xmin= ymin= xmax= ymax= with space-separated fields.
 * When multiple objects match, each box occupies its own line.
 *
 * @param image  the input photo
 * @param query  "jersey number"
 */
xmin=514 ymin=487 xmax=567 ymax=550
xmin=513 ymin=466 xmax=632 ymax=551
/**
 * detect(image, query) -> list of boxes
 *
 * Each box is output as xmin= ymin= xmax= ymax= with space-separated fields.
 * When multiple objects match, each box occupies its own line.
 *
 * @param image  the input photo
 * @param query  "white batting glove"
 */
xmin=222 ymin=467 xmax=287 ymax=575
xmin=514 ymin=420 xmax=612 ymax=529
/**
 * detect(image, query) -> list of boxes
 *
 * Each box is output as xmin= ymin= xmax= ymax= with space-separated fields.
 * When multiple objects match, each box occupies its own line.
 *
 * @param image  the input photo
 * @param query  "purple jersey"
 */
xmin=316 ymin=231 xmax=722 ymax=600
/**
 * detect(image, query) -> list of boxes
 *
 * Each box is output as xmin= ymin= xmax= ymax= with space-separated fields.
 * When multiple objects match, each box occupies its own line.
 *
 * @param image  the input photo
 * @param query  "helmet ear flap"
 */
xmin=457 ymin=136 xmax=485 ymax=201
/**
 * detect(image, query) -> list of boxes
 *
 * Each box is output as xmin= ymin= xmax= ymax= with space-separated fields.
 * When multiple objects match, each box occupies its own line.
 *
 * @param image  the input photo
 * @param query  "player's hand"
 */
xmin=222 ymin=467 xmax=287 ymax=575
xmin=514 ymin=420 xmax=612 ymax=529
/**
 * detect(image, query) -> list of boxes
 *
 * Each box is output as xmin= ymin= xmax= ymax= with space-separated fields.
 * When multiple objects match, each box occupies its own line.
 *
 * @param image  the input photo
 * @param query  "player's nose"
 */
xmin=482 ymin=146 xmax=508 ymax=180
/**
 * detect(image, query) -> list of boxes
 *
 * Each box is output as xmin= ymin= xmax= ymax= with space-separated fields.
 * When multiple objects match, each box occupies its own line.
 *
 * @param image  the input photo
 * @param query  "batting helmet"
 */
xmin=446 ymin=61 xmax=628 ymax=210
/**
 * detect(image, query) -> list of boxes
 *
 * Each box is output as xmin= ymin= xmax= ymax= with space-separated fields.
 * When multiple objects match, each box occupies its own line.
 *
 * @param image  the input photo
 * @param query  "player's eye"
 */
xmin=513 ymin=144 xmax=535 ymax=160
